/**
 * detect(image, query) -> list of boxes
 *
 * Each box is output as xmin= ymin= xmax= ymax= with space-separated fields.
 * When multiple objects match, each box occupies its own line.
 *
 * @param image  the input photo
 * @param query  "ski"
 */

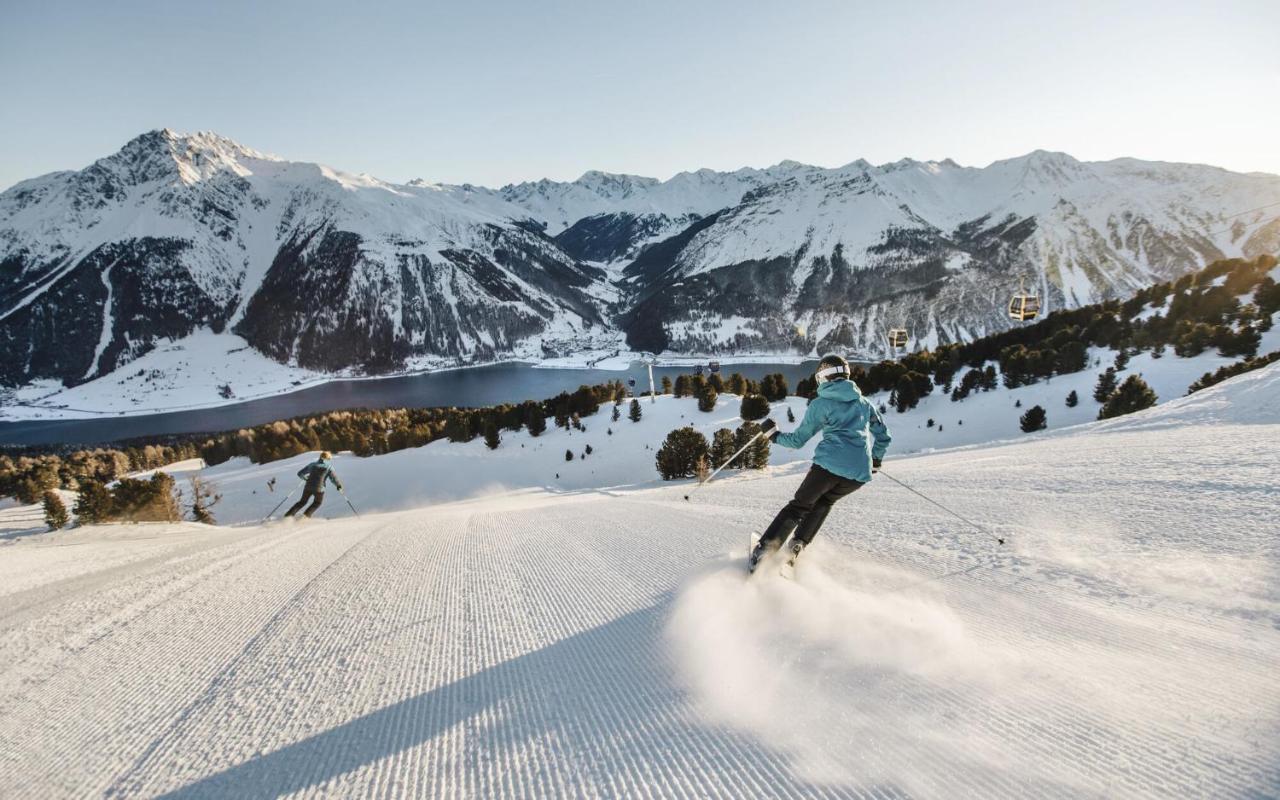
xmin=747 ymin=532 xmax=761 ymax=575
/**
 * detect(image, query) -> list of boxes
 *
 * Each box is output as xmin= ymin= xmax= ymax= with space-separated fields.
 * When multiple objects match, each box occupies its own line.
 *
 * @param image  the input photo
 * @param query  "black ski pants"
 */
xmin=759 ymin=465 xmax=863 ymax=550
xmin=285 ymin=488 xmax=325 ymax=518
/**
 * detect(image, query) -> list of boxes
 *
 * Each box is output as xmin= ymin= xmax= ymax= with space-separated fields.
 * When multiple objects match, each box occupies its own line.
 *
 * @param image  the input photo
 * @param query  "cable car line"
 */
xmin=1203 ymin=199 xmax=1280 ymax=237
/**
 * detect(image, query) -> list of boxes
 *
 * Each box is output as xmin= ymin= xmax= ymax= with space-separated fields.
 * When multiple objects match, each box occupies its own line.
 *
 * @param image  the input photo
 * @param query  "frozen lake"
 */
xmin=0 ymin=360 xmax=821 ymax=446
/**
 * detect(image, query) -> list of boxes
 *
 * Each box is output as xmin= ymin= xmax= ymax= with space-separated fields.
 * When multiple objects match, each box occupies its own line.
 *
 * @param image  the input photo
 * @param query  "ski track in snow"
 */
xmin=84 ymin=259 xmax=119 ymax=381
xmin=2 ymin=376 xmax=1279 ymax=797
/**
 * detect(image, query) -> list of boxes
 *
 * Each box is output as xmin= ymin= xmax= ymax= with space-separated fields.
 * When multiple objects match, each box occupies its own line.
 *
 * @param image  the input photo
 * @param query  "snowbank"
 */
xmin=1092 ymin=359 xmax=1280 ymax=430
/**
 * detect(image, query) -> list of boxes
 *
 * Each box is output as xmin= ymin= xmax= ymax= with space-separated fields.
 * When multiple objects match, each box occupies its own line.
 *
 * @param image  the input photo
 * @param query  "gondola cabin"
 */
xmin=709 ymin=360 xmax=720 ymax=373
xmin=1008 ymin=294 xmax=1040 ymax=322
xmin=694 ymin=364 xmax=704 ymax=376
xmin=887 ymin=328 xmax=909 ymax=349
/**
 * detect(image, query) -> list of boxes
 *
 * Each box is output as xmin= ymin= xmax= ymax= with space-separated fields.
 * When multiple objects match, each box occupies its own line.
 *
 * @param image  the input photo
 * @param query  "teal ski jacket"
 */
xmin=298 ymin=459 xmax=342 ymax=492
xmin=773 ymin=379 xmax=892 ymax=483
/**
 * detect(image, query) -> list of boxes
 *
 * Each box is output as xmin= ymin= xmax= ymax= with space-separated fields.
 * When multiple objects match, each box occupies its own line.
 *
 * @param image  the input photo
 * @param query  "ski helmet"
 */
xmin=815 ymin=354 xmax=850 ymax=384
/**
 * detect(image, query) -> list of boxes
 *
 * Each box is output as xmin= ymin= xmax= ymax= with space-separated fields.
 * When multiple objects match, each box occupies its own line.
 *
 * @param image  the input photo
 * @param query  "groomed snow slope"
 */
xmin=1 ymin=365 xmax=1277 ymax=798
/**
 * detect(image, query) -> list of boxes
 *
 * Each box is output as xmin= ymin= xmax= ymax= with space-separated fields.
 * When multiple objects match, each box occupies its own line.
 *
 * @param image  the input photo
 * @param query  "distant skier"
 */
xmin=750 ymin=354 xmax=892 ymax=571
xmin=285 ymin=451 xmax=343 ymax=519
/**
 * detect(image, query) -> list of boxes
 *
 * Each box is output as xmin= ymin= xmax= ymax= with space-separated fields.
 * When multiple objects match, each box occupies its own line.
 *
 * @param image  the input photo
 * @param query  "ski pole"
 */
xmin=339 ymin=488 xmax=360 ymax=517
xmin=263 ymin=480 xmax=303 ymax=523
xmin=684 ymin=431 xmax=765 ymax=501
xmin=877 ymin=468 xmax=1005 ymax=545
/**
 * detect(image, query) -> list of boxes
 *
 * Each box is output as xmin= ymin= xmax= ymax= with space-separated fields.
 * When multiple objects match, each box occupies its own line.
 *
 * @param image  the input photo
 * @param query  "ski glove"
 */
xmin=760 ymin=419 xmax=777 ymax=433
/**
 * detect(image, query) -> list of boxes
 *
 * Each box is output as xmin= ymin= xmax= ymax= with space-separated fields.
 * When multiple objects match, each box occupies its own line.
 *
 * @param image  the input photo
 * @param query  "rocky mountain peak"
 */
xmin=3 ymin=129 xmax=1277 ymax=391
xmin=574 ymin=170 xmax=661 ymax=196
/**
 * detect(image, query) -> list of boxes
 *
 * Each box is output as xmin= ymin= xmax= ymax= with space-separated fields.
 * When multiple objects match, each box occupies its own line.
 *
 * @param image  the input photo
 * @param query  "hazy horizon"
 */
xmin=3 ymin=0 xmax=1278 ymax=191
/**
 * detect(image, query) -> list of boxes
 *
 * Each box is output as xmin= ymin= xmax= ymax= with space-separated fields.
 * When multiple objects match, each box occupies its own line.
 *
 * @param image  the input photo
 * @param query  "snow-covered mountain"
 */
xmin=0 ymin=130 xmax=614 ymax=387
xmin=2 ymin=130 xmax=1278 ymax=392
xmin=438 ymin=150 xmax=1279 ymax=358
xmin=613 ymin=152 xmax=1280 ymax=356
xmin=432 ymin=162 xmax=817 ymax=265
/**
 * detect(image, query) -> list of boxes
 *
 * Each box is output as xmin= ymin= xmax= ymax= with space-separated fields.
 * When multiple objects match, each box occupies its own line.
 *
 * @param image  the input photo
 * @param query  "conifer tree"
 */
xmin=760 ymin=374 xmax=777 ymax=401
xmin=1055 ymin=340 xmax=1089 ymax=373
xmin=1019 ymin=405 xmax=1048 ymax=433
xmin=483 ymin=420 xmax=501 ymax=450
xmin=1066 ymin=390 xmax=1079 ymax=408
xmin=734 ymin=422 xmax=770 ymax=469
xmin=767 ymin=373 xmax=789 ymax=400
xmin=1093 ymin=367 xmax=1118 ymax=403
xmin=1256 ymin=276 xmax=1280 ymax=315
xmin=16 ymin=478 xmax=42 ymax=505
xmin=795 ymin=375 xmax=818 ymax=400
xmin=661 ymin=375 xmax=673 ymax=394
xmin=893 ymin=375 xmax=918 ymax=412
xmin=739 ymin=394 xmax=770 ymax=421
xmin=526 ymin=410 xmax=548 ymax=437
xmin=698 ymin=385 xmax=718 ymax=412
xmin=709 ymin=428 xmax=737 ymax=468
xmin=655 ymin=427 xmax=710 ymax=480
xmin=74 ymin=480 xmax=113 ymax=525
xmin=629 ymin=398 xmax=643 ymax=422
xmin=42 ymin=490 xmax=68 ymax=530
xmin=1216 ymin=324 xmax=1261 ymax=359
xmin=1099 ymin=375 xmax=1158 ymax=420
xmin=446 ymin=413 xmax=475 ymax=443
xmin=111 ymin=473 xmax=181 ymax=522
xmin=981 ymin=366 xmax=999 ymax=391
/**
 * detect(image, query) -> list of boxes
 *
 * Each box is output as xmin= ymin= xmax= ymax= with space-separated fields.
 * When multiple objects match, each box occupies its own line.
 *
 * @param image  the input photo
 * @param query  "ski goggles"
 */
xmin=815 ymin=365 xmax=848 ymax=383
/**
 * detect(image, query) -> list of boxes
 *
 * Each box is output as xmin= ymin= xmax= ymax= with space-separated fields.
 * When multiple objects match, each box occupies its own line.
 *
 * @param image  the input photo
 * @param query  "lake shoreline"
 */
xmin=3 ymin=350 xmax=818 ymax=423
xmin=0 ymin=360 xmax=825 ymax=447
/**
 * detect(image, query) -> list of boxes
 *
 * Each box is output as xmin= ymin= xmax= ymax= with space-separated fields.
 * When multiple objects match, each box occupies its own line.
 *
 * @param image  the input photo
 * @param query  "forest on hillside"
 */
xmin=2 ymin=255 xmax=1276 ymax=508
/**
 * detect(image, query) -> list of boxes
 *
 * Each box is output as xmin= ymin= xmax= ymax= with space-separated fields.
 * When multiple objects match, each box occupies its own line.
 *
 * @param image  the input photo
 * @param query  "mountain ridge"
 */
xmin=2 ymin=129 xmax=1278 ymax=392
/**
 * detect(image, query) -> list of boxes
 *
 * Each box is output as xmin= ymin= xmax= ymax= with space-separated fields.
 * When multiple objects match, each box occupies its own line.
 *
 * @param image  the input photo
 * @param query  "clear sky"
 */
xmin=1 ymin=0 xmax=1277 ymax=191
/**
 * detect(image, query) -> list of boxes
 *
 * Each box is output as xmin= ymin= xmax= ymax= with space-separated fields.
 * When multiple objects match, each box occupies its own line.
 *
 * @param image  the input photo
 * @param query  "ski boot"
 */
xmin=785 ymin=538 xmax=805 ymax=568
xmin=748 ymin=538 xmax=776 ymax=573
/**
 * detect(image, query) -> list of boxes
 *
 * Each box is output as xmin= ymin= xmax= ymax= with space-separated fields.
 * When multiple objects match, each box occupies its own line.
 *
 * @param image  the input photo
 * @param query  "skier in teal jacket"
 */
xmin=751 ymin=354 xmax=892 ymax=571
xmin=285 ymin=451 xmax=343 ymax=519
